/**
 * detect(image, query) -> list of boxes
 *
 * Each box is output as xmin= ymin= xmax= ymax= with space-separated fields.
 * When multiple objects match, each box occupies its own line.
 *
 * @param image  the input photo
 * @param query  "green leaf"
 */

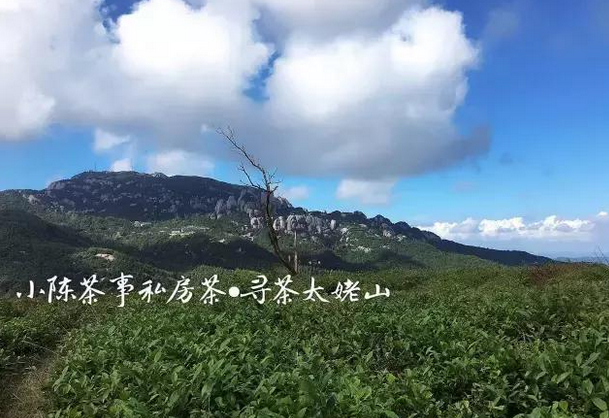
xmin=556 ymin=372 xmax=570 ymax=384
xmin=584 ymin=380 xmax=595 ymax=395
xmin=592 ymin=398 xmax=607 ymax=411
xmin=585 ymin=352 xmax=601 ymax=366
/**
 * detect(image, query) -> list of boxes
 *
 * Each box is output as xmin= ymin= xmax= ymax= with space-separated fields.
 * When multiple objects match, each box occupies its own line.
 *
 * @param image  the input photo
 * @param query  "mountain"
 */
xmin=0 ymin=209 xmax=183 ymax=292
xmin=1 ymin=171 xmax=291 ymax=220
xmin=0 ymin=171 xmax=551 ymax=287
xmin=0 ymin=210 xmax=87 ymax=289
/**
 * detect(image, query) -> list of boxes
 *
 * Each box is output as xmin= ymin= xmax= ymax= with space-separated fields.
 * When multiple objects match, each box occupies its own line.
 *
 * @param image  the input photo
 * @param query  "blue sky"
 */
xmin=0 ymin=0 xmax=608 ymax=256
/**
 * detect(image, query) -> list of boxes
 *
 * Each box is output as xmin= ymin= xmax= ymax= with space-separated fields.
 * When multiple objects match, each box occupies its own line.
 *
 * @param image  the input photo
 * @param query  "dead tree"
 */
xmin=217 ymin=127 xmax=298 ymax=275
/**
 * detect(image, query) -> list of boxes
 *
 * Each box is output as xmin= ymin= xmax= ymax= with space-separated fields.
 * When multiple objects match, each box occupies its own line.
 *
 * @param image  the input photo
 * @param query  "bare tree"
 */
xmin=217 ymin=127 xmax=298 ymax=275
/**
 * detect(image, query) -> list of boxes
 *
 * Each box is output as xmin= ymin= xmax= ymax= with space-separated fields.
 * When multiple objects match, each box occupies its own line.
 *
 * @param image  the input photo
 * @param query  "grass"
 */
xmin=1 ymin=354 xmax=54 ymax=418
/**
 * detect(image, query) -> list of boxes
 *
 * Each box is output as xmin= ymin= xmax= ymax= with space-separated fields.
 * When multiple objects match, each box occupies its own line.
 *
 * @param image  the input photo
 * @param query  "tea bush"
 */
xmin=40 ymin=264 xmax=609 ymax=417
xmin=0 ymin=299 xmax=108 ymax=376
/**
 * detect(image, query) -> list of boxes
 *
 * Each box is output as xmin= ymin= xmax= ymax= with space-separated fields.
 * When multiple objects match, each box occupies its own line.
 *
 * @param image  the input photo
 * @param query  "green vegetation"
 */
xmin=0 ymin=210 xmax=88 ymax=291
xmin=0 ymin=206 xmax=603 ymax=417
xmin=2 ymin=264 xmax=609 ymax=417
xmin=0 ymin=300 xmax=87 ymax=376
xmin=0 ymin=209 xmax=499 ymax=293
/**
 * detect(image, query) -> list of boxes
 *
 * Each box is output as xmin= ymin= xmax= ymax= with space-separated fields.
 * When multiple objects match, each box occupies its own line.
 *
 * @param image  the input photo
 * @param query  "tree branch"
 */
xmin=217 ymin=127 xmax=298 ymax=275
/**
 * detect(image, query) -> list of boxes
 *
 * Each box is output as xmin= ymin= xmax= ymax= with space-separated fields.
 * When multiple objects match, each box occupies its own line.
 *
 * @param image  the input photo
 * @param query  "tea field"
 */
xmin=2 ymin=264 xmax=609 ymax=417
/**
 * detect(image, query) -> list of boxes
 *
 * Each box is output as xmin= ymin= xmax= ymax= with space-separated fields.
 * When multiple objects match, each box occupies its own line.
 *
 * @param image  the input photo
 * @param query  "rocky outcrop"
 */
xmin=9 ymin=171 xmax=292 ymax=221
xmin=267 ymin=213 xmax=336 ymax=236
xmin=0 ymin=171 xmax=447 ymax=245
xmin=250 ymin=217 xmax=263 ymax=229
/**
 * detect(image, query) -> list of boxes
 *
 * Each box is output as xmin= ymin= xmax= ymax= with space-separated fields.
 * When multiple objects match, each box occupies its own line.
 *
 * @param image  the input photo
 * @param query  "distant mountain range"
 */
xmin=0 ymin=171 xmax=552 ymax=290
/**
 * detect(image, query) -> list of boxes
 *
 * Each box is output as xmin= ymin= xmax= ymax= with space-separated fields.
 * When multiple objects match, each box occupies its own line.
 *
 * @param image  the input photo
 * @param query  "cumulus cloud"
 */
xmin=0 ymin=0 xmax=68 ymax=139
xmin=113 ymin=0 xmax=270 ymax=96
xmin=110 ymin=158 xmax=134 ymax=172
xmin=0 ymin=0 xmax=488 ymax=181
xmin=0 ymin=0 xmax=270 ymax=141
xmin=336 ymin=178 xmax=396 ymax=205
xmin=147 ymin=149 xmax=214 ymax=176
xmin=420 ymin=215 xmax=598 ymax=241
xmin=0 ymin=88 xmax=55 ymax=140
xmin=276 ymin=185 xmax=310 ymax=201
xmin=257 ymin=6 xmax=486 ymax=178
xmin=255 ymin=0 xmax=421 ymax=41
xmin=419 ymin=211 xmax=609 ymax=255
xmin=94 ymin=129 xmax=131 ymax=152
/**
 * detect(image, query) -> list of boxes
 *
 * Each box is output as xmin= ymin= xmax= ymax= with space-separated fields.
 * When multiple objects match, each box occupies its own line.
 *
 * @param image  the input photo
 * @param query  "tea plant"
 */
xmin=40 ymin=264 xmax=609 ymax=417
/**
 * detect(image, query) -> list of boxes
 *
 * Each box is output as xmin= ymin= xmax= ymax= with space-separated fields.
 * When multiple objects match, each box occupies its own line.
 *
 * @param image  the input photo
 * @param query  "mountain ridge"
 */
xmin=0 ymin=171 xmax=552 ymax=267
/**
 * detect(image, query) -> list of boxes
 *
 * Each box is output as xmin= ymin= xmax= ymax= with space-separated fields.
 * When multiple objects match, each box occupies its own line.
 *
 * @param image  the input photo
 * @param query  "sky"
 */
xmin=0 ymin=0 xmax=608 ymax=257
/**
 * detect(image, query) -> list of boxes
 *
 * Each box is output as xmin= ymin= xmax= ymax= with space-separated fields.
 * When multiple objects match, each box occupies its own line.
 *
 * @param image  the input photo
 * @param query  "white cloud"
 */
xmin=419 ymin=212 xmax=609 ymax=255
xmin=421 ymin=215 xmax=597 ymax=241
xmin=94 ymin=129 xmax=131 ymax=152
xmin=336 ymin=178 xmax=396 ymax=205
xmin=258 ymin=6 xmax=486 ymax=178
xmin=0 ymin=0 xmax=488 ymax=181
xmin=277 ymin=185 xmax=310 ymax=201
xmin=110 ymin=158 xmax=134 ymax=172
xmin=256 ymin=0 xmax=421 ymax=41
xmin=425 ymin=217 xmax=479 ymax=240
xmin=0 ymin=0 xmax=271 ymax=141
xmin=113 ymin=0 xmax=271 ymax=95
xmin=0 ymin=1 xmax=22 ymax=12
xmin=147 ymin=149 xmax=214 ymax=176
xmin=0 ymin=88 xmax=55 ymax=140
xmin=0 ymin=0 xmax=65 ymax=139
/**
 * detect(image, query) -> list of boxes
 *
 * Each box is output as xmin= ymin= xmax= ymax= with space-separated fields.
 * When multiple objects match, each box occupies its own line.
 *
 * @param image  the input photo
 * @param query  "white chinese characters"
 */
xmin=14 ymin=274 xmax=390 ymax=306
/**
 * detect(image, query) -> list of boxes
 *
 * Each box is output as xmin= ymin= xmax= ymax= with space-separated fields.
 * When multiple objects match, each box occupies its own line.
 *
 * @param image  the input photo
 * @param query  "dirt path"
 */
xmin=0 ymin=356 xmax=54 ymax=418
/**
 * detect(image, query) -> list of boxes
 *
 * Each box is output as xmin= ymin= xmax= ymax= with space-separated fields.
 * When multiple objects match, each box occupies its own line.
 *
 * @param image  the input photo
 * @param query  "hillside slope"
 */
xmin=0 ymin=171 xmax=552 ymax=274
